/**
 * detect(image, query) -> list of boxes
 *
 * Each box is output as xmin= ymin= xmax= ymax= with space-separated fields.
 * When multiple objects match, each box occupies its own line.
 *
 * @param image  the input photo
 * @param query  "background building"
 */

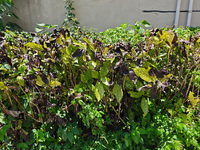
xmin=5 ymin=0 xmax=200 ymax=32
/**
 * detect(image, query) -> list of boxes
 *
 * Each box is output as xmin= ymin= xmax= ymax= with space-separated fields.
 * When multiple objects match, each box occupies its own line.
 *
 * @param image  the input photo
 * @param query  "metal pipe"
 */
xmin=174 ymin=0 xmax=182 ymax=28
xmin=186 ymin=0 xmax=194 ymax=27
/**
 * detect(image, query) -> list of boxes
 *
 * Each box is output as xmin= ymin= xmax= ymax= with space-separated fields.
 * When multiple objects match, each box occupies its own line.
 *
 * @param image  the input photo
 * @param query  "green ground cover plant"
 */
xmin=0 ymin=22 xmax=199 ymax=150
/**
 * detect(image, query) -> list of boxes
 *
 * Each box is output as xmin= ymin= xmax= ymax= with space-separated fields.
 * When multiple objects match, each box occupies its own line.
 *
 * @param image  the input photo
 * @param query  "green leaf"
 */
xmin=113 ymin=84 xmax=123 ymax=102
xmin=131 ymin=130 xmax=140 ymax=144
xmin=141 ymin=20 xmax=151 ymax=27
xmin=37 ymin=23 xmax=46 ymax=27
xmin=128 ymin=90 xmax=144 ymax=98
xmin=25 ymin=42 xmax=43 ymax=51
xmin=17 ymin=76 xmax=24 ymax=86
xmin=56 ymin=36 xmax=63 ymax=45
xmin=4 ymin=64 xmax=11 ymax=70
xmin=178 ymin=113 xmax=187 ymax=122
xmin=95 ymin=82 xmax=104 ymax=102
xmin=100 ymin=64 xmax=109 ymax=77
xmin=167 ymin=109 xmax=173 ymax=116
xmin=50 ymin=80 xmax=61 ymax=88
xmin=91 ymin=70 xmax=99 ymax=79
xmin=17 ymin=143 xmax=29 ymax=149
xmin=133 ymin=67 xmax=156 ymax=82
xmin=138 ymin=128 xmax=147 ymax=134
xmin=35 ymin=27 xmax=43 ymax=33
xmin=18 ymin=64 xmax=27 ymax=74
xmin=62 ymin=131 xmax=68 ymax=141
xmin=87 ymin=61 xmax=97 ymax=69
xmin=67 ymin=132 xmax=74 ymax=143
xmin=72 ymin=128 xmax=79 ymax=135
xmin=141 ymin=98 xmax=149 ymax=117
xmin=57 ymin=127 xmax=63 ymax=137
xmin=81 ymin=74 xmax=87 ymax=83
xmin=124 ymin=77 xmax=136 ymax=90
xmin=124 ymin=133 xmax=130 ymax=147
xmin=160 ymin=30 xmax=174 ymax=46
xmin=0 ymin=130 xmax=5 ymax=141
xmin=0 ymin=113 xmax=6 ymax=124
xmin=188 ymin=91 xmax=199 ymax=107
xmin=0 ymin=81 xmax=8 ymax=90
xmin=103 ymin=46 xmax=112 ymax=58
xmin=16 ymin=120 xmax=22 ymax=130
xmin=83 ymin=37 xmax=95 ymax=50
xmin=159 ymin=74 xmax=172 ymax=82
xmin=73 ymin=39 xmax=87 ymax=49
xmin=101 ymin=77 xmax=112 ymax=86
xmin=35 ymin=75 xmax=45 ymax=86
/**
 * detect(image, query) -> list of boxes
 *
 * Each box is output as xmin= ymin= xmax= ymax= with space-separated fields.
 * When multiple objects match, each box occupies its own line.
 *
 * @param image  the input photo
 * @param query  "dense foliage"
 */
xmin=0 ymin=22 xmax=200 ymax=149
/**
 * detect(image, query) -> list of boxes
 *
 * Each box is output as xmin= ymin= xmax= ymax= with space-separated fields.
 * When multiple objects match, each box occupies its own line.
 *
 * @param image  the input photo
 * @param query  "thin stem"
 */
xmin=107 ymin=96 xmax=130 ymax=132
xmin=19 ymin=84 xmax=34 ymax=118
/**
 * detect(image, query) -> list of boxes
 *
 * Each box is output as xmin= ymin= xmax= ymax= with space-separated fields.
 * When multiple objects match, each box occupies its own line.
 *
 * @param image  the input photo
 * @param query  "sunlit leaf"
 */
xmin=4 ymin=64 xmax=11 ymax=70
xmin=113 ymin=84 xmax=123 ymax=102
xmin=0 ymin=82 xmax=8 ymax=90
xmin=87 ymin=61 xmax=97 ymax=69
xmin=25 ymin=42 xmax=43 ymax=51
xmin=73 ymin=40 xmax=87 ymax=49
xmin=91 ymin=70 xmax=99 ymax=79
xmin=37 ymin=23 xmax=46 ymax=27
xmin=50 ymin=80 xmax=61 ymax=88
xmin=83 ymin=37 xmax=95 ymax=50
xmin=81 ymin=74 xmax=87 ymax=83
xmin=0 ymin=113 xmax=6 ymax=124
xmin=17 ymin=76 xmax=24 ymax=86
xmin=103 ymin=45 xmax=112 ymax=58
xmin=141 ymin=20 xmax=151 ymax=27
xmin=159 ymin=74 xmax=172 ymax=83
xmin=95 ymin=82 xmax=104 ymax=102
xmin=35 ymin=27 xmax=43 ymax=33
xmin=160 ymin=30 xmax=174 ymax=46
xmin=141 ymin=98 xmax=149 ymax=117
xmin=167 ymin=109 xmax=173 ymax=116
xmin=133 ymin=67 xmax=156 ymax=82
xmin=56 ymin=36 xmax=63 ymax=45
xmin=35 ymin=75 xmax=45 ymax=86
xmin=188 ymin=91 xmax=199 ymax=107
xmin=101 ymin=77 xmax=113 ymax=86
xmin=178 ymin=113 xmax=187 ymax=122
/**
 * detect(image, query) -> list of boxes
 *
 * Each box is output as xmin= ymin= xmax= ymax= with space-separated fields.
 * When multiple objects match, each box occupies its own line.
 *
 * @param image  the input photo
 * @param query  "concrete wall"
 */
xmin=4 ymin=0 xmax=66 ymax=31
xmin=5 ymin=0 xmax=200 ymax=32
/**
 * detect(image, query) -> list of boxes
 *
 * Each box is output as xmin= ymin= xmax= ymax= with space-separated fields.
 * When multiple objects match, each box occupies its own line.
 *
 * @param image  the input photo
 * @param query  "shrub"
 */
xmin=0 ymin=23 xmax=199 ymax=149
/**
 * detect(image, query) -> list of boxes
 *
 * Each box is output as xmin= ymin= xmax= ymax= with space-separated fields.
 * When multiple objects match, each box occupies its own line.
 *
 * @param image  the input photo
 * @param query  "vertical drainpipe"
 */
xmin=186 ymin=0 xmax=194 ymax=27
xmin=174 ymin=0 xmax=182 ymax=29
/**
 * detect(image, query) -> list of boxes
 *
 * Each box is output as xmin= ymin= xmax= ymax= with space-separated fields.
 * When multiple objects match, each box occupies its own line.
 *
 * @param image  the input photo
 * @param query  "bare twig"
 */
xmin=174 ymin=61 xmax=185 ymax=96
xmin=180 ymin=59 xmax=199 ymax=91
xmin=184 ymin=62 xmax=200 ymax=102
xmin=107 ymin=96 xmax=130 ymax=132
